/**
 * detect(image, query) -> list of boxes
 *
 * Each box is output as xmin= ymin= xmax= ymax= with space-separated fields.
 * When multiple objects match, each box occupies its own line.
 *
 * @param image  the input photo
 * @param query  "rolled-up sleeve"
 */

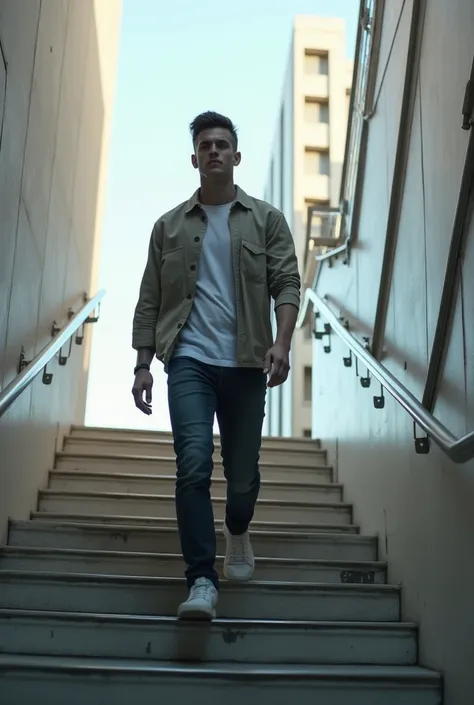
xmin=266 ymin=211 xmax=301 ymax=310
xmin=132 ymin=221 xmax=162 ymax=351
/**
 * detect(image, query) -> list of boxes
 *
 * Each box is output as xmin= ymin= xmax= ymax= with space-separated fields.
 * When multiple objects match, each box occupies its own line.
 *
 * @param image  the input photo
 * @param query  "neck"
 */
xmin=199 ymin=180 xmax=236 ymax=206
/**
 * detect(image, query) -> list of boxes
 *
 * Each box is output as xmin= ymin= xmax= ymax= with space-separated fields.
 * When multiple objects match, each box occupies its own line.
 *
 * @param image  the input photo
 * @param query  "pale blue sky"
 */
xmin=85 ymin=0 xmax=357 ymax=430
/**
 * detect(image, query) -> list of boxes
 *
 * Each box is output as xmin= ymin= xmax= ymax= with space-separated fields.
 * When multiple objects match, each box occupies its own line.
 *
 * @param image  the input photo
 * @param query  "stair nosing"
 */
xmin=0 ymin=545 xmax=387 ymax=569
xmin=0 ymin=569 xmax=400 ymax=592
xmin=38 ymin=489 xmax=351 ymax=510
xmin=68 ymin=429 xmax=324 ymax=450
xmin=48 ymin=470 xmax=341 ymax=490
xmin=56 ymin=451 xmax=329 ymax=468
xmin=0 ymin=654 xmax=441 ymax=683
xmin=30 ymin=512 xmax=361 ymax=532
xmin=0 ymin=608 xmax=416 ymax=630
xmin=12 ymin=519 xmax=373 ymax=542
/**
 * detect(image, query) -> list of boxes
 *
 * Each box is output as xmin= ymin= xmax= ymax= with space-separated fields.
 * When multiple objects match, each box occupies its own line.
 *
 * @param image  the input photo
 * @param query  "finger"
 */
xmin=145 ymin=385 xmax=152 ymax=404
xmin=268 ymin=360 xmax=289 ymax=388
xmin=132 ymin=388 xmax=152 ymax=415
xmin=263 ymin=350 xmax=273 ymax=375
xmin=137 ymin=399 xmax=152 ymax=415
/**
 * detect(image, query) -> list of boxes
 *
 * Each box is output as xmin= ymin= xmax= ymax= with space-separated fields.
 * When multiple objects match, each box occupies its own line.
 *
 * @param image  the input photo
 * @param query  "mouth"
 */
xmin=208 ymin=160 xmax=223 ymax=166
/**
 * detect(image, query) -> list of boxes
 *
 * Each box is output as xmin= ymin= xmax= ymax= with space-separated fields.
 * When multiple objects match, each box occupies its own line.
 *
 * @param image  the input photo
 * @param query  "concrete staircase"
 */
xmin=0 ymin=426 xmax=442 ymax=703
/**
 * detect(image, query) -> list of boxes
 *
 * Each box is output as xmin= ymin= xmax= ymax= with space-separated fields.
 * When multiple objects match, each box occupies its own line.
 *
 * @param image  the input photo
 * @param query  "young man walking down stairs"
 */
xmin=131 ymin=111 xmax=301 ymax=620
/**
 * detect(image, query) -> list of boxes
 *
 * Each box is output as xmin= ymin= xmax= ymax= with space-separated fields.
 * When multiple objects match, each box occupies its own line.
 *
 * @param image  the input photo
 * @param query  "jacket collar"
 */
xmin=184 ymin=185 xmax=253 ymax=214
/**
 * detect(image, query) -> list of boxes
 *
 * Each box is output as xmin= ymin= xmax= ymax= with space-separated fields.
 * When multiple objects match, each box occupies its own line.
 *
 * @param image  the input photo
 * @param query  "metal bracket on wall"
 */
xmin=313 ymin=312 xmax=332 ymax=353
xmin=17 ymin=346 xmax=30 ymax=374
xmin=374 ymin=384 xmax=385 ymax=409
xmin=413 ymin=422 xmax=430 ymax=454
xmin=342 ymin=320 xmax=353 ymax=366
xmin=42 ymin=363 xmax=53 ymax=385
xmin=75 ymin=296 xmax=101 ymax=345
xmin=52 ymin=310 xmax=74 ymax=365
xmin=355 ymin=356 xmax=371 ymax=388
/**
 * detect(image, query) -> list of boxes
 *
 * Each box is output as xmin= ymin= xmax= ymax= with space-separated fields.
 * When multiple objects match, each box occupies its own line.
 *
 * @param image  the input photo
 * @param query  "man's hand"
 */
xmin=264 ymin=342 xmax=290 ymax=388
xmin=132 ymin=369 xmax=154 ymax=415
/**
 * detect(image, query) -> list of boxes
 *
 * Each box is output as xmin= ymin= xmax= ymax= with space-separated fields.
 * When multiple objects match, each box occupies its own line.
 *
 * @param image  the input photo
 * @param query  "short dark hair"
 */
xmin=189 ymin=111 xmax=238 ymax=150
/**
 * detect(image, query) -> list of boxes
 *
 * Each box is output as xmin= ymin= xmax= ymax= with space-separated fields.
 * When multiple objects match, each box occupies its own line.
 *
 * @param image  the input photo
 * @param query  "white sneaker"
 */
xmin=177 ymin=577 xmax=218 ymax=620
xmin=223 ymin=522 xmax=255 ymax=582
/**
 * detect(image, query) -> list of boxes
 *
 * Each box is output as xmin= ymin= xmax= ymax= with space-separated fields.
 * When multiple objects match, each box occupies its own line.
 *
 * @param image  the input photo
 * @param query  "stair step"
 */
xmin=55 ymin=452 xmax=332 ymax=483
xmin=30 ymin=512 xmax=360 ymax=533
xmin=0 ymin=546 xmax=387 ymax=584
xmin=48 ymin=470 xmax=342 ymax=502
xmin=0 ymin=609 xmax=417 ymax=665
xmin=10 ymin=520 xmax=376 ymax=560
xmin=70 ymin=425 xmax=323 ymax=451
xmin=0 ymin=572 xmax=401 ymax=621
xmin=37 ymin=490 xmax=353 ymax=525
xmin=0 ymin=655 xmax=442 ymax=705
xmin=63 ymin=436 xmax=326 ymax=466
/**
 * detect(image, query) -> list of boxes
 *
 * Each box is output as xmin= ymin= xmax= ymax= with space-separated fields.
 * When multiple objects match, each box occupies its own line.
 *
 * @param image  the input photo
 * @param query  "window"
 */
xmin=304 ymin=148 xmax=330 ymax=176
xmin=303 ymin=366 xmax=312 ymax=403
xmin=305 ymin=198 xmax=330 ymax=209
xmin=304 ymin=98 xmax=329 ymax=124
xmin=304 ymin=49 xmax=329 ymax=76
xmin=318 ymin=56 xmax=329 ymax=76
xmin=302 ymin=428 xmax=312 ymax=438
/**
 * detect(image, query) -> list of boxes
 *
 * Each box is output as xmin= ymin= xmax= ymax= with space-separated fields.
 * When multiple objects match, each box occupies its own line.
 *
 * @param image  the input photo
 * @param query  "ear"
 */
xmin=233 ymin=151 xmax=242 ymax=167
xmin=191 ymin=154 xmax=198 ymax=169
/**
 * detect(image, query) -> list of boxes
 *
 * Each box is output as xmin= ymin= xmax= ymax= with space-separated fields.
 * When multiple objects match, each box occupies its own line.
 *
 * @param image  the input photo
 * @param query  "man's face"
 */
xmin=191 ymin=127 xmax=241 ymax=180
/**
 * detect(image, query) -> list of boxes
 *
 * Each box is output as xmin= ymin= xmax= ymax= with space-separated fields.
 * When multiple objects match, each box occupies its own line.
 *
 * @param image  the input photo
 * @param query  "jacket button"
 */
xmin=177 ymin=323 xmax=182 ymax=329
xmin=194 ymin=236 xmax=200 ymax=242
xmin=200 ymin=215 xmax=207 ymax=222
xmin=187 ymin=294 xmax=192 ymax=300
xmin=190 ymin=264 xmax=196 ymax=271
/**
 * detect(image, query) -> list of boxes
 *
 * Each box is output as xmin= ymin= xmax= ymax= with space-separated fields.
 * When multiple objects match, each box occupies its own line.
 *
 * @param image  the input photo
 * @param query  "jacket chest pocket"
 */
xmin=241 ymin=240 xmax=266 ymax=283
xmin=161 ymin=246 xmax=185 ymax=291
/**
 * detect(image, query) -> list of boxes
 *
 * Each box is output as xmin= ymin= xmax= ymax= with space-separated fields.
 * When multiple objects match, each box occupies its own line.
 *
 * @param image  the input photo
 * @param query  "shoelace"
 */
xmin=190 ymin=582 xmax=215 ymax=601
xmin=229 ymin=535 xmax=252 ymax=564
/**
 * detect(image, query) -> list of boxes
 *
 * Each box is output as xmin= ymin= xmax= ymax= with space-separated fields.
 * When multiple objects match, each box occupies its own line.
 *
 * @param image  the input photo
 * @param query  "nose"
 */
xmin=209 ymin=143 xmax=219 ymax=158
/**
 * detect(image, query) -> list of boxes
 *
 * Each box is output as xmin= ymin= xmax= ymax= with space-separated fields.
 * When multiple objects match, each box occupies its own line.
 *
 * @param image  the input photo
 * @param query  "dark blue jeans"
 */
xmin=167 ymin=357 xmax=267 ymax=590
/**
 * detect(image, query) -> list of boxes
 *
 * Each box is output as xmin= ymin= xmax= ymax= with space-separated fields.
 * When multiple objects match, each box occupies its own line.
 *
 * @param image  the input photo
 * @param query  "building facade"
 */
xmin=264 ymin=16 xmax=353 ymax=438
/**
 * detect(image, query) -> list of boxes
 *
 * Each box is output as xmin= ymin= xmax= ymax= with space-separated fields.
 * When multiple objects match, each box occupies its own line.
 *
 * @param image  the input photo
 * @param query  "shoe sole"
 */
xmin=177 ymin=607 xmax=216 ymax=621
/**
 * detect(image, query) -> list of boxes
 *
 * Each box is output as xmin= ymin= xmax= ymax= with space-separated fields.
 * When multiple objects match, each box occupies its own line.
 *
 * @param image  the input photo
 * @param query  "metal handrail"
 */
xmin=297 ymin=288 xmax=474 ymax=464
xmin=0 ymin=289 xmax=105 ymax=418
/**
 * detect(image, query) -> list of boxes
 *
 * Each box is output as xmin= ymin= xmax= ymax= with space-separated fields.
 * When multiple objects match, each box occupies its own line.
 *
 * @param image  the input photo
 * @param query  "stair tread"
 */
xmin=30 ymin=513 xmax=359 ymax=532
xmin=13 ymin=519 xmax=373 ymax=542
xmin=0 ymin=654 xmax=441 ymax=681
xmin=0 ymin=545 xmax=386 ymax=568
xmin=38 ymin=489 xmax=350 ymax=509
xmin=57 ymin=450 xmax=327 ymax=467
xmin=0 ymin=608 xmax=415 ymax=629
xmin=0 ymin=569 xmax=399 ymax=591
xmin=50 ymin=470 xmax=339 ymax=489
xmin=70 ymin=426 xmax=322 ymax=447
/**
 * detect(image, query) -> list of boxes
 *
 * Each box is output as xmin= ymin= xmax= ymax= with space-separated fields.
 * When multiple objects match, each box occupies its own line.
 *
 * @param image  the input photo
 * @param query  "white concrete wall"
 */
xmin=312 ymin=0 xmax=474 ymax=701
xmin=0 ymin=0 xmax=121 ymax=543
